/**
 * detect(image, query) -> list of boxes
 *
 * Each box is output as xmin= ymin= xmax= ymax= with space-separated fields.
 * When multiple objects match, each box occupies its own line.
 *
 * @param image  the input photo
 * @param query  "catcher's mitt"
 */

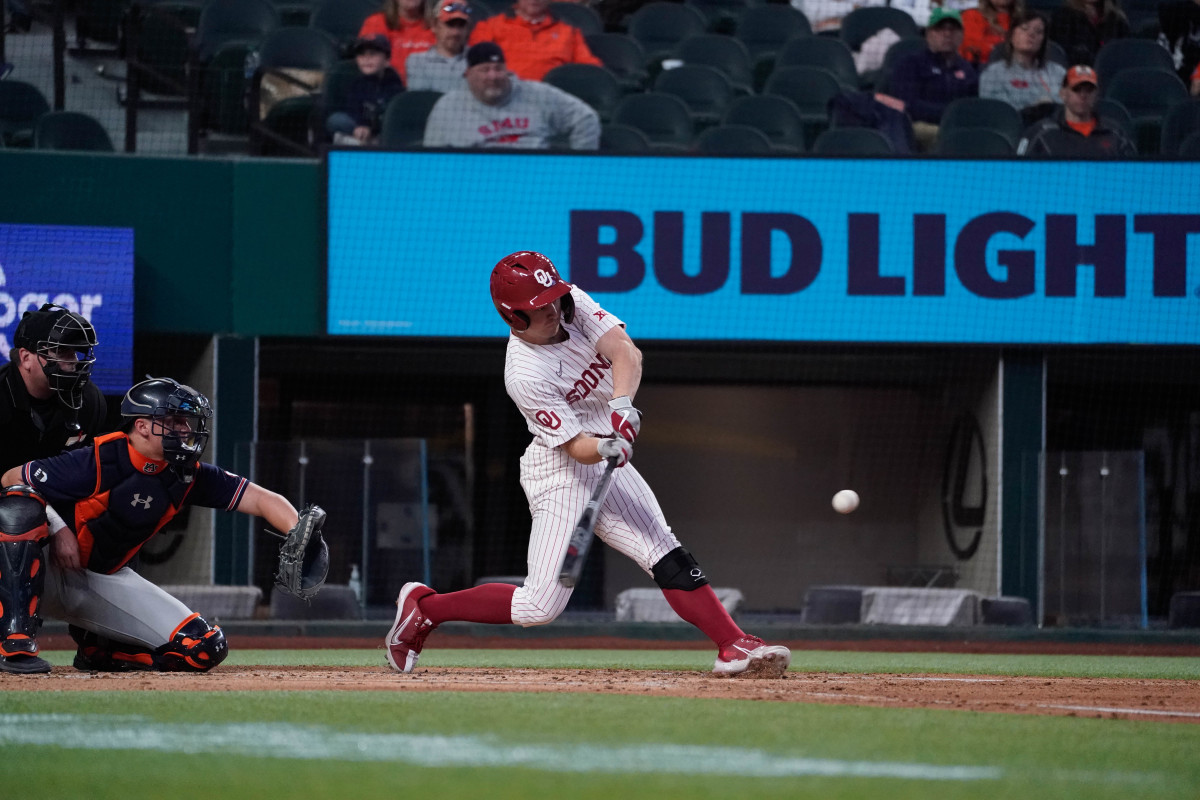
xmin=274 ymin=504 xmax=329 ymax=600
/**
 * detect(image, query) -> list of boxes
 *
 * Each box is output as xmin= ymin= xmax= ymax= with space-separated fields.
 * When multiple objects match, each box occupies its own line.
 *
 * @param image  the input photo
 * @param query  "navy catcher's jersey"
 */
xmin=20 ymin=432 xmax=249 ymax=574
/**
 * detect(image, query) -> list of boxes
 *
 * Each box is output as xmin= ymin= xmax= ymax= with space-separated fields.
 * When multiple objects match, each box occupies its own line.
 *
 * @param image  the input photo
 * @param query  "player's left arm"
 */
xmin=236 ymin=482 xmax=300 ymax=535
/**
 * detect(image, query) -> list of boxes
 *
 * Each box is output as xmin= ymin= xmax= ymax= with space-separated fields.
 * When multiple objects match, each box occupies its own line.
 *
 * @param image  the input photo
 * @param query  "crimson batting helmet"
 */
xmin=490 ymin=251 xmax=576 ymax=332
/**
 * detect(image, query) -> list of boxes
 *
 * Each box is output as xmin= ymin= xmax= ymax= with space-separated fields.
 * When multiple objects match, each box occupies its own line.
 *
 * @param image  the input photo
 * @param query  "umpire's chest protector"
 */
xmin=74 ymin=433 xmax=195 ymax=574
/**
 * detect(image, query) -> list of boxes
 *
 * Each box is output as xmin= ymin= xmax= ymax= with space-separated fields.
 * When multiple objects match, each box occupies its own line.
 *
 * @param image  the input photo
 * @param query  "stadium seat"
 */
xmin=722 ymin=93 xmax=807 ymax=153
xmin=934 ymin=127 xmax=1015 ymax=156
xmin=195 ymin=0 xmax=280 ymax=62
xmin=1094 ymin=38 xmax=1177 ymax=89
xmin=695 ymin=123 xmax=775 ymax=154
xmin=309 ymin=0 xmax=379 ymax=52
xmin=1178 ymin=130 xmax=1200 ymax=158
xmin=544 ymin=63 xmax=624 ymax=123
xmin=939 ymin=97 xmax=1024 ymax=147
xmin=274 ymin=0 xmax=319 ymax=27
xmin=258 ymin=96 xmax=318 ymax=156
xmin=838 ymin=6 xmax=919 ymax=53
xmin=600 ymin=122 xmax=653 ymax=153
xmin=1095 ymin=97 xmax=1135 ymax=140
xmin=199 ymin=42 xmax=258 ymax=136
xmin=1160 ymin=98 xmax=1200 ymax=156
xmin=380 ymin=90 xmax=443 ymax=149
xmin=875 ymin=36 xmax=925 ymax=94
xmin=0 ymin=80 xmax=50 ymax=147
xmin=550 ymin=1 xmax=603 ymax=35
xmin=762 ymin=65 xmax=844 ymax=147
xmin=653 ymin=64 xmax=736 ymax=129
xmin=585 ymin=32 xmax=651 ymax=92
xmin=314 ymin=59 xmax=362 ymax=144
xmin=774 ymin=35 xmax=860 ymax=91
xmin=676 ymin=34 xmax=754 ymax=95
xmin=811 ymin=126 xmax=895 ymax=155
xmin=33 ymin=111 xmax=115 ymax=152
xmin=1103 ymin=67 xmax=1189 ymax=154
xmin=626 ymin=1 xmax=709 ymax=65
xmin=684 ymin=0 xmax=749 ymax=34
xmin=611 ymin=91 xmax=694 ymax=152
xmin=249 ymin=27 xmax=341 ymax=154
xmin=734 ymin=4 xmax=813 ymax=65
xmin=130 ymin=1 xmax=196 ymax=97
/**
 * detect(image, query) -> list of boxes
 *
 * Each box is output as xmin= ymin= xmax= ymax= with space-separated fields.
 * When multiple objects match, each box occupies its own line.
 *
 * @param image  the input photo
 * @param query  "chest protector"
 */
xmin=74 ymin=432 xmax=195 ymax=574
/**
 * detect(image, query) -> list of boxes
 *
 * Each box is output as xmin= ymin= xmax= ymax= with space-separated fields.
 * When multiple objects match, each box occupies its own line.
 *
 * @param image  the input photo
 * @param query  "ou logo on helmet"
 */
xmin=533 ymin=269 xmax=555 ymax=288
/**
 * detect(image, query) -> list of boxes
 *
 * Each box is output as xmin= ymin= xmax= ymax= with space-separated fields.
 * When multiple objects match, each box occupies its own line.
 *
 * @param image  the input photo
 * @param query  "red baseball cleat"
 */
xmin=713 ymin=635 xmax=791 ymax=678
xmin=385 ymin=582 xmax=437 ymax=673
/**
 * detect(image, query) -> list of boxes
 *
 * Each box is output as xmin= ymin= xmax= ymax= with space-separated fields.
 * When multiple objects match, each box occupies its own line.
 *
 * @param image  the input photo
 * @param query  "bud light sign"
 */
xmin=0 ymin=224 xmax=134 ymax=393
xmin=327 ymin=152 xmax=1200 ymax=344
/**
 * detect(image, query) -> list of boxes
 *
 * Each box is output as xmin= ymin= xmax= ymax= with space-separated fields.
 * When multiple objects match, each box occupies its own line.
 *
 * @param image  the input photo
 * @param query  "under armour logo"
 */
xmin=131 ymin=494 xmax=153 ymax=509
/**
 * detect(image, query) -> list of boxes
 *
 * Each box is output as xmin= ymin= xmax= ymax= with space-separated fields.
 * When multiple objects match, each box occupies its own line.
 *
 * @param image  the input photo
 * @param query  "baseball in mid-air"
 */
xmin=832 ymin=489 xmax=860 ymax=514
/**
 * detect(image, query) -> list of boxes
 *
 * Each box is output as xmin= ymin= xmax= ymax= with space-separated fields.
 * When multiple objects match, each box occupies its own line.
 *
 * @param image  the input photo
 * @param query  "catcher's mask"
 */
xmin=489 ymin=251 xmax=575 ymax=332
xmin=13 ymin=303 xmax=98 ymax=411
xmin=121 ymin=377 xmax=213 ymax=470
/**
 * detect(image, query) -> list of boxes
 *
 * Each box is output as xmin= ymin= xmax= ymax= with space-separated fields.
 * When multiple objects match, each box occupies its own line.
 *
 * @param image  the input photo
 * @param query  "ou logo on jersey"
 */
xmin=533 ymin=269 xmax=556 ymax=288
xmin=534 ymin=410 xmax=562 ymax=429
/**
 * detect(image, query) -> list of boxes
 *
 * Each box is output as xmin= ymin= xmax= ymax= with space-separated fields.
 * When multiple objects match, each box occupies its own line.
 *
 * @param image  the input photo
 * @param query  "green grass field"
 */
xmin=4 ymin=649 xmax=1198 ymax=799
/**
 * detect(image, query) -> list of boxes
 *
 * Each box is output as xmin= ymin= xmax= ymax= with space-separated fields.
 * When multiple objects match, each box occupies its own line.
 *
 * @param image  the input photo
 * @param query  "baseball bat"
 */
xmin=557 ymin=456 xmax=619 ymax=588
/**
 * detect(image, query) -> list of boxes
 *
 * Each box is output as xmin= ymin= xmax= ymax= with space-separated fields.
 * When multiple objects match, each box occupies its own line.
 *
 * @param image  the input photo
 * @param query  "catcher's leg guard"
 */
xmin=70 ymin=625 xmax=156 ymax=672
xmin=152 ymin=614 xmax=227 ymax=672
xmin=0 ymin=486 xmax=51 ymax=675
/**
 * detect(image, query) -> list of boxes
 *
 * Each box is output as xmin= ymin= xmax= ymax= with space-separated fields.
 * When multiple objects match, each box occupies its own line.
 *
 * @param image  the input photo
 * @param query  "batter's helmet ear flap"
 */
xmin=560 ymin=292 xmax=575 ymax=324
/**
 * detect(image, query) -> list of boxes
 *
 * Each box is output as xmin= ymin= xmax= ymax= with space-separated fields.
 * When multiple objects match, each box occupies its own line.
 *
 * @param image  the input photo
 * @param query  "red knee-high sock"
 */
xmin=661 ymin=586 xmax=744 ymax=649
xmin=421 ymin=583 xmax=517 ymax=626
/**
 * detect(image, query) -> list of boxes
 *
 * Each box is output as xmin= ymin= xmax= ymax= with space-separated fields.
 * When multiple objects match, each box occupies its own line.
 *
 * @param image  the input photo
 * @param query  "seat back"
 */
xmin=723 ymin=93 xmax=806 ymax=152
xmin=0 ymin=80 xmax=51 ymax=145
xmin=550 ymin=1 xmax=603 ymax=35
xmin=252 ymin=27 xmax=340 ymax=131
xmin=685 ymin=0 xmax=749 ymax=33
xmin=935 ymin=127 xmax=1015 ymax=156
xmin=812 ymin=126 xmax=894 ymax=155
xmin=775 ymin=35 xmax=859 ymax=90
xmin=1095 ymin=97 xmax=1135 ymax=140
xmin=600 ymin=122 xmax=652 ymax=152
xmin=612 ymin=91 xmax=694 ymax=147
xmin=380 ymin=90 xmax=443 ymax=148
xmin=33 ymin=111 xmax=115 ymax=152
xmin=544 ymin=63 xmax=624 ymax=123
xmin=1094 ymin=38 xmax=1177 ymax=89
xmin=1160 ymin=98 xmax=1200 ymax=156
xmin=627 ymin=1 xmax=708 ymax=62
xmin=309 ymin=0 xmax=380 ymax=50
xmin=1177 ymin=130 xmax=1200 ymax=158
xmin=695 ymin=123 xmax=773 ymax=154
xmin=939 ymin=97 xmax=1024 ymax=146
xmin=763 ymin=65 xmax=844 ymax=117
xmin=1102 ymin=67 xmax=1189 ymax=117
xmin=839 ymin=6 xmax=919 ymax=52
xmin=677 ymin=34 xmax=753 ymax=94
xmin=653 ymin=64 xmax=736 ymax=128
xmin=585 ymin=32 xmax=650 ymax=91
xmin=876 ymin=36 xmax=925 ymax=94
xmin=196 ymin=0 xmax=280 ymax=61
xmin=134 ymin=2 xmax=195 ymax=96
xmin=733 ymin=5 xmax=812 ymax=62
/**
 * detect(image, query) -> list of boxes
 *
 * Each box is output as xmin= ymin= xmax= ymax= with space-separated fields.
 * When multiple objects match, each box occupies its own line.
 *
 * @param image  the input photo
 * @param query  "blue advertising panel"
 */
xmin=0 ymin=224 xmax=134 ymax=394
xmin=327 ymin=152 xmax=1200 ymax=344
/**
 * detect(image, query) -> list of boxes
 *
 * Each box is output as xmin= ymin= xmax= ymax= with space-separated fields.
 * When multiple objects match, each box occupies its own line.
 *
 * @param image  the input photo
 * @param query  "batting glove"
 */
xmin=597 ymin=434 xmax=633 ymax=467
xmin=608 ymin=396 xmax=642 ymax=443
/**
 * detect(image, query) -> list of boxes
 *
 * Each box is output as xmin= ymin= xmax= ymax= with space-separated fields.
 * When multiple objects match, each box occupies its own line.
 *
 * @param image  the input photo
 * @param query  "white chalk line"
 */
xmin=0 ymin=713 xmax=1003 ymax=781
xmin=1038 ymin=704 xmax=1200 ymax=719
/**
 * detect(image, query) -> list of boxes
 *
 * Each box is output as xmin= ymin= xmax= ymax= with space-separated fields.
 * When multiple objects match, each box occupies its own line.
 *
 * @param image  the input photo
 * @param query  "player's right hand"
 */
xmin=51 ymin=528 xmax=82 ymax=571
xmin=597 ymin=435 xmax=633 ymax=467
xmin=608 ymin=396 xmax=642 ymax=443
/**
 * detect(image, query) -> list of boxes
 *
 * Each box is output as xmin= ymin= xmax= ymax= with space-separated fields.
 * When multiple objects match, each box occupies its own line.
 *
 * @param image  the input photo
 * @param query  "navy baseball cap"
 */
xmin=353 ymin=34 xmax=391 ymax=58
xmin=467 ymin=41 xmax=505 ymax=68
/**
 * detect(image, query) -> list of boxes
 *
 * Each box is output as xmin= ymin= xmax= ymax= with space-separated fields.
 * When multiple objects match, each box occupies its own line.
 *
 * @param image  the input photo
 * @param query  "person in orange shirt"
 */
xmin=468 ymin=0 xmax=601 ymax=81
xmin=359 ymin=0 xmax=437 ymax=82
xmin=960 ymin=0 xmax=1024 ymax=66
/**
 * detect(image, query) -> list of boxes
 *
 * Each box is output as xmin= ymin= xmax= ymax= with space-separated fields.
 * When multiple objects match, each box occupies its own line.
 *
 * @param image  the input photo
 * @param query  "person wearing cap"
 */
xmin=1017 ymin=64 xmax=1136 ymax=156
xmin=326 ymin=34 xmax=405 ymax=146
xmin=884 ymin=7 xmax=980 ymax=151
xmin=0 ymin=304 xmax=107 ymax=473
xmin=406 ymin=2 xmax=475 ymax=92
xmin=423 ymin=41 xmax=600 ymax=149
xmin=467 ymin=0 xmax=601 ymax=81
xmin=359 ymin=0 xmax=437 ymax=83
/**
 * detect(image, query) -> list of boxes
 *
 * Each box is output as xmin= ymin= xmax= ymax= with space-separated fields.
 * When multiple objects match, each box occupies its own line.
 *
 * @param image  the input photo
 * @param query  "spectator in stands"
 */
xmin=1159 ymin=0 xmax=1200 ymax=86
xmin=326 ymin=35 xmax=405 ymax=146
xmin=883 ymin=7 xmax=979 ymax=151
xmin=960 ymin=0 xmax=1024 ymax=66
xmin=793 ymin=0 xmax=886 ymax=34
xmin=468 ymin=0 xmax=602 ymax=81
xmin=423 ymin=42 xmax=600 ymax=148
xmin=359 ymin=0 xmax=437 ymax=83
xmin=1017 ymin=64 xmax=1136 ymax=155
xmin=407 ymin=2 xmax=474 ymax=92
xmin=980 ymin=11 xmax=1066 ymax=123
xmin=1048 ymin=0 xmax=1130 ymax=65
xmin=5 ymin=0 xmax=31 ymax=33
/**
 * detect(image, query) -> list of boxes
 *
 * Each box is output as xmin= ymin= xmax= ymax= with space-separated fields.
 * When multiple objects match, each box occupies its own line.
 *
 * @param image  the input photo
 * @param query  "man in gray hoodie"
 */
xmin=422 ymin=42 xmax=600 ymax=149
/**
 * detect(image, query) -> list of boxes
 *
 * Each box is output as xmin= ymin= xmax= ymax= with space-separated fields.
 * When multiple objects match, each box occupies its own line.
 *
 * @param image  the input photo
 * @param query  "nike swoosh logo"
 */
xmin=732 ymin=645 xmax=755 ymax=656
xmin=388 ymin=609 xmax=416 ymax=645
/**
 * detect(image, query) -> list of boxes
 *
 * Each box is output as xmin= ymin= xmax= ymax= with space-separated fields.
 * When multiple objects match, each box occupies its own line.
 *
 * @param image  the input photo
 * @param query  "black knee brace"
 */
xmin=153 ymin=615 xmax=228 ymax=672
xmin=0 ymin=485 xmax=50 ymax=659
xmin=652 ymin=546 xmax=709 ymax=591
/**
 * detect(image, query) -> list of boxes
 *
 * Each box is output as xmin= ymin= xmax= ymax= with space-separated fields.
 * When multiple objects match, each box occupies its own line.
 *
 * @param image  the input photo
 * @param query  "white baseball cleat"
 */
xmin=713 ymin=635 xmax=791 ymax=678
xmin=385 ymin=582 xmax=437 ymax=673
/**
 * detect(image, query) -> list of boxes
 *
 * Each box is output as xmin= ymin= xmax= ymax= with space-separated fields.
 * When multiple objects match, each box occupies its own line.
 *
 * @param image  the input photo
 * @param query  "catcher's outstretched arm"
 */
xmin=237 ymin=482 xmax=299 ymax=533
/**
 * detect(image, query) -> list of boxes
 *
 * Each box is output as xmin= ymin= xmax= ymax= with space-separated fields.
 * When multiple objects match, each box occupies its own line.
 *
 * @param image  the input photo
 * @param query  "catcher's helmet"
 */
xmin=121 ymin=377 xmax=213 ymax=468
xmin=489 ymin=251 xmax=576 ymax=332
xmin=13 ymin=303 xmax=98 ymax=411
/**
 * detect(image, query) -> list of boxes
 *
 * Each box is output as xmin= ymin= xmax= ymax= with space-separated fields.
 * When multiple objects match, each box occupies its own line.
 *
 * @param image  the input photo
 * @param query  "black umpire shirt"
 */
xmin=0 ymin=362 xmax=109 ymax=473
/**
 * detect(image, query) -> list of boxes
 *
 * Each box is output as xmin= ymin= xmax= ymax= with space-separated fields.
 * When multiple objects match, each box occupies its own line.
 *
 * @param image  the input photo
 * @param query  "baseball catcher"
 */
xmin=274 ymin=504 xmax=329 ymax=600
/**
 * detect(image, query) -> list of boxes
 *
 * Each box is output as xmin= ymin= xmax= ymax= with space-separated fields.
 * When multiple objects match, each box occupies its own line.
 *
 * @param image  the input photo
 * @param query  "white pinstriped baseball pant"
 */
xmin=512 ymin=452 xmax=680 ymax=627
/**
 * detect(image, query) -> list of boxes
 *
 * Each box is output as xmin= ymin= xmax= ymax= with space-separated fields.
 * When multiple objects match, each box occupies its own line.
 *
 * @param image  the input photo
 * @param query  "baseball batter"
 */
xmin=386 ymin=251 xmax=791 ymax=677
xmin=0 ymin=377 xmax=302 ymax=674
